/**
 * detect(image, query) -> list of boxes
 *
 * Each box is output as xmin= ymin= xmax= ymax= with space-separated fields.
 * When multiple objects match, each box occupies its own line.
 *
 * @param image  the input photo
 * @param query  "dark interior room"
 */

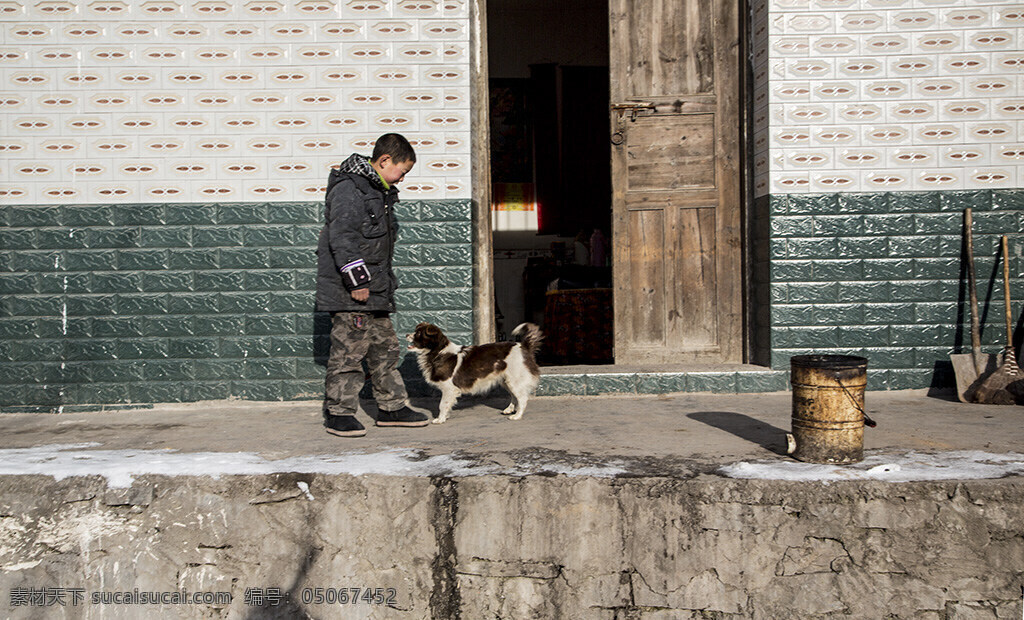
xmin=487 ymin=0 xmax=613 ymax=365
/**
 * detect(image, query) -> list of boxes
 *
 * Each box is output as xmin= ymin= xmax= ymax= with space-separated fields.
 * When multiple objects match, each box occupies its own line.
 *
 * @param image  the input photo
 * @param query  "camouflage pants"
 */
xmin=324 ymin=312 xmax=408 ymax=417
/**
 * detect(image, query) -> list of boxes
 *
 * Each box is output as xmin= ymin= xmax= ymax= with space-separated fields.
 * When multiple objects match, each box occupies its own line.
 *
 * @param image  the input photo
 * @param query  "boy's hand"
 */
xmin=351 ymin=288 xmax=369 ymax=302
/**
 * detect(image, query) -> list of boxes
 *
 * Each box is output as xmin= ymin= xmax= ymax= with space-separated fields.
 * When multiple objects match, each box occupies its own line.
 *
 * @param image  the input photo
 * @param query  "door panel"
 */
xmin=627 ymin=209 xmax=666 ymax=345
xmin=611 ymin=0 xmax=742 ymax=364
xmin=626 ymin=115 xmax=716 ymax=190
xmin=623 ymin=0 xmax=715 ymax=96
xmin=674 ymin=206 xmax=718 ymax=348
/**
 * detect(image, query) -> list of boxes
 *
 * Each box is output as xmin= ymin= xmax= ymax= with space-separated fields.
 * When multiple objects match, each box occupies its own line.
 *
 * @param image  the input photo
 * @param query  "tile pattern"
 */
xmin=535 ymin=370 xmax=792 ymax=398
xmin=0 ymin=200 xmax=474 ymax=410
xmin=753 ymin=0 xmax=1024 ymax=196
xmin=0 ymin=0 xmax=471 ymax=205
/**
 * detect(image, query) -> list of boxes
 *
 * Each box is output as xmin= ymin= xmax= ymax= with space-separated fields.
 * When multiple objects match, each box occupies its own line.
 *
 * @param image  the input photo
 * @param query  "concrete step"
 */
xmin=536 ymin=363 xmax=790 ymax=395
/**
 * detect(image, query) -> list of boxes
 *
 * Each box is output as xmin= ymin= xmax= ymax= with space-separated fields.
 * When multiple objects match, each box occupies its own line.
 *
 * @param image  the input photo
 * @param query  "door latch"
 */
xmin=611 ymin=101 xmax=656 ymax=121
xmin=610 ymin=102 xmax=655 ymax=145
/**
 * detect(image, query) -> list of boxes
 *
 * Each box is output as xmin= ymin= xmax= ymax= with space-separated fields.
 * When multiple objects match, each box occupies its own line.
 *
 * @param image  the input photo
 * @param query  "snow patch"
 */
xmin=0 ymin=444 xmax=624 ymax=488
xmin=296 ymin=481 xmax=315 ymax=501
xmin=720 ymin=451 xmax=1024 ymax=482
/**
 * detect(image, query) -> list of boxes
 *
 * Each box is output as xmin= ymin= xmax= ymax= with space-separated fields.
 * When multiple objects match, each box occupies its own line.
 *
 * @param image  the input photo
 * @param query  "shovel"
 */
xmin=950 ymin=208 xmax=997 ymax=402
xmin=972 ymin=235 xmax=1021 ymax=405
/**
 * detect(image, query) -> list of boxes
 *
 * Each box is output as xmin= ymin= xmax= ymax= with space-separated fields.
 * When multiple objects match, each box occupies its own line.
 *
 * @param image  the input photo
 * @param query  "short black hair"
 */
xmin=371 ymin=133 xmax=416 ymax=164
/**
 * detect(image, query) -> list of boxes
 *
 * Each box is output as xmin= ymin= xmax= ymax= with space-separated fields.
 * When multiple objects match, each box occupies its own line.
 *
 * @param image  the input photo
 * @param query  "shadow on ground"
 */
xmin=687 ymin=411 xmax=789 ymax=456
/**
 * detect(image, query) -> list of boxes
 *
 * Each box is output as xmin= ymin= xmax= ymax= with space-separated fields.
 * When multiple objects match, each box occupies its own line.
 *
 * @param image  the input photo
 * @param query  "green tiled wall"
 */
xmin=0 ymin=200 xmax=474 ymax=412
xmin=765 ymin=189 xmax=1024 ymax=390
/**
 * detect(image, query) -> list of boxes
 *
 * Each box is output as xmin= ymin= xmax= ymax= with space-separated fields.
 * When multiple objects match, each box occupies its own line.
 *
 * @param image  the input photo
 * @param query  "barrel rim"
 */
xmin=790 ymin=354 xmax=867 ymax=370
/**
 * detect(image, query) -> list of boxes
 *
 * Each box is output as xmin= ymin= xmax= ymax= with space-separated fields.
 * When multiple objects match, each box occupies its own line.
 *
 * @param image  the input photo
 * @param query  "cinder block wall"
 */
xmin=0 ymin=200 xmax=473 ymax=412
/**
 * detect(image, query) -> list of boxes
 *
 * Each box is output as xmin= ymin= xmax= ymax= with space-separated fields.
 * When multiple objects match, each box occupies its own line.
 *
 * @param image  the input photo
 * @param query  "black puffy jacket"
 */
xmin=315 ymin=154 xmax=400 ymax=313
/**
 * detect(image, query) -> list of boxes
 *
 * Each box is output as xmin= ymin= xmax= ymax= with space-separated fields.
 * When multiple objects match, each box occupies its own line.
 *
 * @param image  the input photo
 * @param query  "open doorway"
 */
xmin=487 ymin=0 xmax=613 ymax=366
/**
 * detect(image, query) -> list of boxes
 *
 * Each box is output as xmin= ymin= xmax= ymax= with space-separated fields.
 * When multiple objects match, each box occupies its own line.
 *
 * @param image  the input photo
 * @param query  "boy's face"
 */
xmin=374 ymin=154 xmax=414 ymax=186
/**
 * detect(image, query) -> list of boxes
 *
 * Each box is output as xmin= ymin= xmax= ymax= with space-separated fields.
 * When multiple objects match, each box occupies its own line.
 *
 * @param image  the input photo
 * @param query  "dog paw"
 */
xmin=508 ymin=413 xmax=522 ymax=420
xmin=431 ymin=418 xmax=446 ymax=424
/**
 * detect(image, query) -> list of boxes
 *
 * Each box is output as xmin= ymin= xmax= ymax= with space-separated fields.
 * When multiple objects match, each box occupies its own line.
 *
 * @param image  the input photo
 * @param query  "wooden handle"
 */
xmin=965 ymin=209 xmax=983 ymax=374
xmin=1003 ymin=235 xmax=1012 ymax=345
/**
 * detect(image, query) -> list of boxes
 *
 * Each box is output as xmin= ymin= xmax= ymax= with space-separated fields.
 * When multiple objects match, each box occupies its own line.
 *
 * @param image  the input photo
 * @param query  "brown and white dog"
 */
xmin=406 ymin=322 xmax=542 ymax=424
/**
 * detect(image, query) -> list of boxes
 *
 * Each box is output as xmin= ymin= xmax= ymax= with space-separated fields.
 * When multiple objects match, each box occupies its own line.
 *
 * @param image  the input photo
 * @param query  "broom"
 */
xmin=972 ymin=235 xmax=1021 ymax=405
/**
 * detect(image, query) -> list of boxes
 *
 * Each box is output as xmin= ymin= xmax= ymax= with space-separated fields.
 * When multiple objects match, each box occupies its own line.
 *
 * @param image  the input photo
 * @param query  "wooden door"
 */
xmin=609 ymin=0 xmax=743 ymax=364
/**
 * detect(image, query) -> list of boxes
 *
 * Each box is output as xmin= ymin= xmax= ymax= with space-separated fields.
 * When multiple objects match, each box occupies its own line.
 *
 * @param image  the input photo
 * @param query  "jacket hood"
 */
xmin=327 ymin=153 xmax=388 ymax=193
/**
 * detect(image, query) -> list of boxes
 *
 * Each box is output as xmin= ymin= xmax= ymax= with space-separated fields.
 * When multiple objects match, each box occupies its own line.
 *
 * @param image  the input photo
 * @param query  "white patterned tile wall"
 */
xmin=754 ymin=0 xmax=1024 ymax=196
xmin=0 ymin=0 xmax=471 ymax=204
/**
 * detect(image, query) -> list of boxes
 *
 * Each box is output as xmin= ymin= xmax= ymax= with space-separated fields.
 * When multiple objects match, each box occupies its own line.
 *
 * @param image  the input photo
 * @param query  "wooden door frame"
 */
xmin=469 ymin=0 xmax=752 ymax=357
xmin=470 ymin=0 xmax=495 ymax=344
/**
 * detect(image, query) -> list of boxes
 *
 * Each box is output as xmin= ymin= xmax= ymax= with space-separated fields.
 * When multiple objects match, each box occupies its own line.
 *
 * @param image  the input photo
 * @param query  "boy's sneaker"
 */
xmin=375 ymin=406 xmax=430 ymax=427
xmin=324 ymin=414 xmax=367 ymax=437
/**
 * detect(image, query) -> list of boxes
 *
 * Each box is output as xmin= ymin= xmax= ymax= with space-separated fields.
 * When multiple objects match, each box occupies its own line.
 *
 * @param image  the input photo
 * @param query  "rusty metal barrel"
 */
xmin=787 ymin=355 xmax=868 ymax=464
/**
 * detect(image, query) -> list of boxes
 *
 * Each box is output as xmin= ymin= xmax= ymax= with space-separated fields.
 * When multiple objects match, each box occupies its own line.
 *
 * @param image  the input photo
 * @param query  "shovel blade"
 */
xmin=950 ymin=353 xmax=998 ymax=402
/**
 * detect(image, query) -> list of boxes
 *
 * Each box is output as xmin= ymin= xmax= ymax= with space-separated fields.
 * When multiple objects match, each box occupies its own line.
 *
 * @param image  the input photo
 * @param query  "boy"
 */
xmin=316 ymin=133 xmax=429 ymax=437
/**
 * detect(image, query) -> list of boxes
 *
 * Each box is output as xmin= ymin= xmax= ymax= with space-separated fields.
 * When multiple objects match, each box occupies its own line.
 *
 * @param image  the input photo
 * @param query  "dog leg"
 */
xmin=507 ymin=392 xmax=527 ymax=420
xmin=501 ymin=393 xmax=516 ymax=415
xmin=500 ymin=380 xmax=517 ymax=415
xmin=434 ymin=388 xmax=458 ymax=424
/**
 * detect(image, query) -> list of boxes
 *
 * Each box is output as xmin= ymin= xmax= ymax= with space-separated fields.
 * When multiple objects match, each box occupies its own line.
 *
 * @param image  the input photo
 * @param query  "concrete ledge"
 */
xmin=1 ymin=391 xmax=1022 ymax=617
xmin=1 ymin=473 xmax=1023 ymax=619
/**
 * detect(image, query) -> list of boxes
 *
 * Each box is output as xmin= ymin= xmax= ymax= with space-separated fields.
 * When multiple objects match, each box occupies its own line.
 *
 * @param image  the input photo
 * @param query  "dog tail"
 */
xmin=511 ymin=322 xmax=543 ymax=357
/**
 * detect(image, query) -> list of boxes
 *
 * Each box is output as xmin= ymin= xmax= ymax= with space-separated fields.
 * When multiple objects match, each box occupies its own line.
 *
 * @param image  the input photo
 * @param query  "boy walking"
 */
xmin=316 ymin=133 xmax=429 ymax=437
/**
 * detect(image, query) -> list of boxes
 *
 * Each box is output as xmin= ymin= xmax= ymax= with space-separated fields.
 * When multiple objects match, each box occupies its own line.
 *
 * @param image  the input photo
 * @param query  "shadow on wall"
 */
xmin=1018 ymin=311 xmax=1024 ymax=361
xmin=242 ymin=513 xmax=320 ymax=620
xmin=928 ymin=360 xmax=957 ymax=397
xmin=313 ymin=311 xmax=331 ymax=367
